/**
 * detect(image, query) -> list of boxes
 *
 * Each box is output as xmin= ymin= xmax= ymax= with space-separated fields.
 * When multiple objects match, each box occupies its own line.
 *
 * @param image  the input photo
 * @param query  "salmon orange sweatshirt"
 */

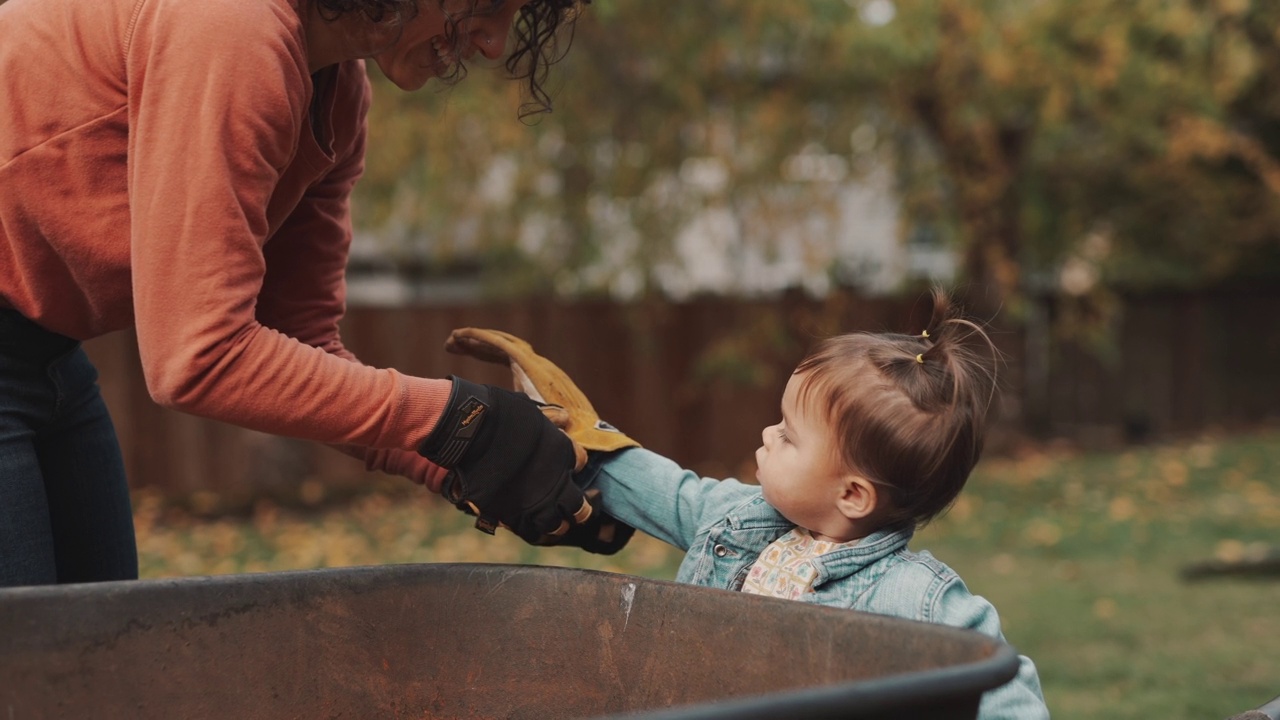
xmin=0 ymin=0 xmax=451 ymax=485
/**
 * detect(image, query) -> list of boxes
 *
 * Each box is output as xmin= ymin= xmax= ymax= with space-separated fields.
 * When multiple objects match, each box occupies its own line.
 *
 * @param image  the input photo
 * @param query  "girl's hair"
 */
xmin=794 ymin=288 xmax=1000 ymax=528
xmin=316 ymin=0 xmax=589 ymax=118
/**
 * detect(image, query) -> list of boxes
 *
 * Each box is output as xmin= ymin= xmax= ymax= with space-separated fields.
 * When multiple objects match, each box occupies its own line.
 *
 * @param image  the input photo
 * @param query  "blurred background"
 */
xmin=75 ymin=1 xmax=1280 ymax=718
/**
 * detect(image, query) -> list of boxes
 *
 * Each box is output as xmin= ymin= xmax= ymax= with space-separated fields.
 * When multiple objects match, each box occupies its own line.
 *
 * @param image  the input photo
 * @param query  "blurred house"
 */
xmin=346 ymin=147 xmax=956 ymax=306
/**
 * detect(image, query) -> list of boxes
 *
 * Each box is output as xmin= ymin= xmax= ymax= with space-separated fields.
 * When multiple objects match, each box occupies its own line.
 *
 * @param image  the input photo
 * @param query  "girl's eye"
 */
xmin=776 ymin=427 xmax=789 ymax=443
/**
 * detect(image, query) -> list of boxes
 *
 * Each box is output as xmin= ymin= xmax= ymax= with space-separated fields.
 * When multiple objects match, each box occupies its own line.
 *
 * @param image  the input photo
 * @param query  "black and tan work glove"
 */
xmin=417 ymin=376 xmax=591 ymax=545
xmin=443 ymin=327 xmax=641 ymax=554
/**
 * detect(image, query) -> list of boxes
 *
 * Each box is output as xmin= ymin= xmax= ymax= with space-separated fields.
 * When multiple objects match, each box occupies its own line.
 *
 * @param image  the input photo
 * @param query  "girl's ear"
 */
xmin=836 ymin=474 xmax=879 ymax=521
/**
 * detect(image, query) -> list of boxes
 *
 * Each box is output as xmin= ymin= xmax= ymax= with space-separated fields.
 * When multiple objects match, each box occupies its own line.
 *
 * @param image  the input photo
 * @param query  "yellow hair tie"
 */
xmin=915 ymin=353 xmax=925 ymax=364
xmin=921 ymin=330 xmax=929 ymax=338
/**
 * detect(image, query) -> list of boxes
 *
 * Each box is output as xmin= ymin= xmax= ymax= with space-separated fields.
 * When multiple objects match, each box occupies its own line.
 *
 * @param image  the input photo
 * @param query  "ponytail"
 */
xmin=795 ymin=287 xmax=1001 ymax=527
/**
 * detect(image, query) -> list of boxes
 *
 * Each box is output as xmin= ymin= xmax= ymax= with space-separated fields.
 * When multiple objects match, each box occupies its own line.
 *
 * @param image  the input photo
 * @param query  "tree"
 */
xmin=356 ymin=3 xmax=893 ymax=299
xmin=353 ymin=0 xmax=1280 ymax=308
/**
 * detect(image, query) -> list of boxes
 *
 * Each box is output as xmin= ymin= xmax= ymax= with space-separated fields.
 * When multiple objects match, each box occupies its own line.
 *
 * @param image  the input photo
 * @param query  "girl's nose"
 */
xmin=761 ymin=424 xmax=775 ymax=448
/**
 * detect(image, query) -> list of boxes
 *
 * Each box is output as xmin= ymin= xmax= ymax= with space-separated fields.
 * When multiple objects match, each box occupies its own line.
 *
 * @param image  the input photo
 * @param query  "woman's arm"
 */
xmin=255 ymin=62 xmax=366 ymax=359
xmin=125 ymin=0 xmax=449 ymax=453
xmin=247 ymin=62 xmax=446 ymax=490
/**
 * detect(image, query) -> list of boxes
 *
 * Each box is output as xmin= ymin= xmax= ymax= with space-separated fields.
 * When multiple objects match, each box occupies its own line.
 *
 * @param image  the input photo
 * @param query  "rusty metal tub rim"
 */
xmin=0 ymin=563 xmax=1021 ymax=720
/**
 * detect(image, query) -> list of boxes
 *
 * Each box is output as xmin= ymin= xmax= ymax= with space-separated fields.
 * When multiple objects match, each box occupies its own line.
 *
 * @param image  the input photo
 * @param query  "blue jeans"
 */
xmin=0 ymin=309 xmax=138 ymax=586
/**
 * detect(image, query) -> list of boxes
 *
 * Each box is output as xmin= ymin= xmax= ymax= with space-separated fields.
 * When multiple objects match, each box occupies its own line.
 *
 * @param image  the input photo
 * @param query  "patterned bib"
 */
xmin=741 ymin=527 xmax=859 ymax=600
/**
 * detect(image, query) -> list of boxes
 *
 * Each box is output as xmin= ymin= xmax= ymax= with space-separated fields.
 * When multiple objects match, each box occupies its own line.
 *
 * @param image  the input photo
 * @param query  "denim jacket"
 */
xmin=580 ymin=448 xmax=1050 ymax=720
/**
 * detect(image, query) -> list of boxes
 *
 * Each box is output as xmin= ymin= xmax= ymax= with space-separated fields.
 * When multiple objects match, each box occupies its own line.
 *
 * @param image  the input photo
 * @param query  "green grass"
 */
xmin=135 ymin=427 xmax=1280 ymax=720
xmin=916 ymin=429 xmax=1280 ymax=719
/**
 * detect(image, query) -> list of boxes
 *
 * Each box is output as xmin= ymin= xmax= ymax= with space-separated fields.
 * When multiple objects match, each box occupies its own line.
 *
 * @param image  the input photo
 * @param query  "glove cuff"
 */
xmin=417 ymin=376 xmax=492 ymax=468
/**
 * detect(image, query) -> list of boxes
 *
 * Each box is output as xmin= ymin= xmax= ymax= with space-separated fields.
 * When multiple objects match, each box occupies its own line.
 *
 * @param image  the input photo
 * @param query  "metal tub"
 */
xmin=0 ymin=564 xmax=1018 ymax=719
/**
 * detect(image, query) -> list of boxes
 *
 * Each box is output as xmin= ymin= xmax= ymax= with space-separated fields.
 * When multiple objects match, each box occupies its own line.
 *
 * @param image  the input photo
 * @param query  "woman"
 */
xmin=0 ymin=0 xmax=589 ymax=587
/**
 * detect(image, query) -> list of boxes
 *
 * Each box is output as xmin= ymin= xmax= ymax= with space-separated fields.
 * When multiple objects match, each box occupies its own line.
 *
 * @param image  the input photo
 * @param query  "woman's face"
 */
xmin=372 ymin=0 xmax=534 ymax=91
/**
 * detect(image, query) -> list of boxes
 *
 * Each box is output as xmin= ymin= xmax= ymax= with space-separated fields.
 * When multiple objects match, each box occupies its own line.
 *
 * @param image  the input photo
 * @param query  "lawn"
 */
xmin=134 ymin=427 xmax=1280 ymax=720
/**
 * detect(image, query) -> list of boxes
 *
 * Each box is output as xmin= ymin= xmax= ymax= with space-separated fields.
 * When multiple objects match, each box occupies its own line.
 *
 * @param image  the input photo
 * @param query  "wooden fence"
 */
xmin=82 ymin=286 xmax=1280 ymax=513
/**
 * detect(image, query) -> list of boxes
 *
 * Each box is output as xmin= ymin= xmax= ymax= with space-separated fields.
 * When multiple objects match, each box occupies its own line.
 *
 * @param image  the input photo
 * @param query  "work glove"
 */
xmin=443 ymin=327 xmax=640 ymax=554
xmin=417 ymin=376 xmax=590 ymax=545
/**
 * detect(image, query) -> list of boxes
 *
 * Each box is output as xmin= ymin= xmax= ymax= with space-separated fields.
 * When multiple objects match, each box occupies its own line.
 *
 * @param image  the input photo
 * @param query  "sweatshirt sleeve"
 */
xmin=124 ymin=0 xmax=450 ymax=452
xmin=255 ymin=62 xmax=365 ymax=360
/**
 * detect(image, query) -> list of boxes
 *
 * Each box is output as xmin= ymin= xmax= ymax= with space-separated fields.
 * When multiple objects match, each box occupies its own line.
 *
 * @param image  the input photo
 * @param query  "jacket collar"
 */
xmin=811 ymin=523 xmax=915 ymax=584
xmin=727 ymin=495 xmax=916 ymax=566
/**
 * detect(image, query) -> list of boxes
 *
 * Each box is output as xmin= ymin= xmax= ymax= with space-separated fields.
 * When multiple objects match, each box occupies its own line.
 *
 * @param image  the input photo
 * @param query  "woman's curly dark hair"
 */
xmin=316 ymin=0 xmax=589 ymax=118
xmin=316 ymin=0 xmax=420 ymax=24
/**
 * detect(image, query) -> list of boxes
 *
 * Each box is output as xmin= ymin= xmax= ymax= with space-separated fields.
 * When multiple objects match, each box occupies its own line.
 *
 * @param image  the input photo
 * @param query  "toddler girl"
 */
xmin=579 ymin=289 xmax=1050 ymax=719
